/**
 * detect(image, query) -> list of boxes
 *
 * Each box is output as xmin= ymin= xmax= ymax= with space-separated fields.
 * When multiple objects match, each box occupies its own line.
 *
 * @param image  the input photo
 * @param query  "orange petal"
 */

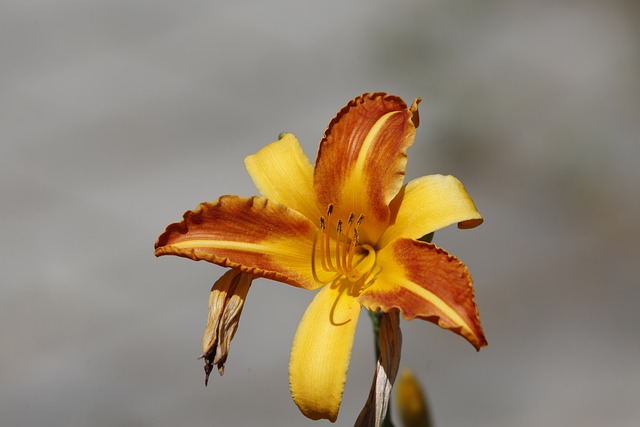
xmin=358 ymin=238 xmax=486 ymax=350
xmin=314 ymin=93 xmax=420 ymax=244
xmin=379 ymin=174 xmax=483 ymax=248
xmin=245 ymin=133 xmax=320 ymax=222
xmin=289 ymin=283 xmax=361 ymax=422
xmin=154 ymin=196 xmax=322 ymax=290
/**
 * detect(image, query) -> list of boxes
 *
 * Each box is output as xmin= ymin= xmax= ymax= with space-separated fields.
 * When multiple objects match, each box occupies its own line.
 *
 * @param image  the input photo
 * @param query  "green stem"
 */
xmin=418 ymin=232 xmax=434 ymax=243
xmin=368 ymin=309 xmax=382 ymax=359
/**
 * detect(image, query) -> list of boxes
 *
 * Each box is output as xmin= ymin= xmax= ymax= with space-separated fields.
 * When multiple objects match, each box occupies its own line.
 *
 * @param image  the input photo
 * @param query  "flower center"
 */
xmin=312 ymin=204 xmax=377 ymax=288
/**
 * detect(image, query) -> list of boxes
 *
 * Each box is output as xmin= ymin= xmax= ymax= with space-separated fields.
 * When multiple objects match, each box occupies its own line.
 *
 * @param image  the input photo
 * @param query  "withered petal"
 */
xmin=202 ymin=269 xmax=253 ymax=383
xmin=355 ymin=311 xmax=402 ymax=427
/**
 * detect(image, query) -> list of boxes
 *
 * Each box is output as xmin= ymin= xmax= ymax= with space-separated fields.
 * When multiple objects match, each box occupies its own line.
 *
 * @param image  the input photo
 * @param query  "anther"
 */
xmin=327 ymin=204 xmax=334 ymax=216
xmin=356 ymin=214 xmax=364 ymax=226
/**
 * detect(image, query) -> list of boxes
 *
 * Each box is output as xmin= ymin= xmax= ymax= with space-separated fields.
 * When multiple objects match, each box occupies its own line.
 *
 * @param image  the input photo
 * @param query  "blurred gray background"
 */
xmin=2 ymin=0 xmax=639 ymax=426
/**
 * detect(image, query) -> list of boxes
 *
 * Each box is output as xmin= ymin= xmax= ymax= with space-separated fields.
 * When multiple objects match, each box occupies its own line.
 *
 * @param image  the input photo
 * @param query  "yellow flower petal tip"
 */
xmin=155 ymin=92 xmax=486 ymax=423
xmin=289 ymin=285 xmax=361 ymax=422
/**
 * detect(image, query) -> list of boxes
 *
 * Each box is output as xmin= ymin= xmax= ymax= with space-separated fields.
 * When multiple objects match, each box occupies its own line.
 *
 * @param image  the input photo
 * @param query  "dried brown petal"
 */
xmin=201 ymin=269 xmax=252 ymax=384
xmin=355 ymin=310 xmax=402 ymax=427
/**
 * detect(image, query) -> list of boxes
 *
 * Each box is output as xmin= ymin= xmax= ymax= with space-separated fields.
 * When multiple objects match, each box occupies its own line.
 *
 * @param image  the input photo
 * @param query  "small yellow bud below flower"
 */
xmin=395 ymin=369 xmax=432 ymax=427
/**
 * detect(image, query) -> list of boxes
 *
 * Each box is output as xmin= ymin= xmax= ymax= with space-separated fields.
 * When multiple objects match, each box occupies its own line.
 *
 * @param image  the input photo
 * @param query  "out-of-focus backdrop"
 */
xmin=2 ymin=1 xmax=639 ymax=426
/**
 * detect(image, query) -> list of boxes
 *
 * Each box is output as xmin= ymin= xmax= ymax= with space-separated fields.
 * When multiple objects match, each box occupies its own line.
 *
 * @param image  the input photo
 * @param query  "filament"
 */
xmin=312 ymin=204 xmax=369 ymax=286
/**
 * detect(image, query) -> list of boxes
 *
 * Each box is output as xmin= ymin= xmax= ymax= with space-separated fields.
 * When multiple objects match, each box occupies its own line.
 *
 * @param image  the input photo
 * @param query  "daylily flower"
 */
xmin=155 ymin=92 xmax=486 ymax=423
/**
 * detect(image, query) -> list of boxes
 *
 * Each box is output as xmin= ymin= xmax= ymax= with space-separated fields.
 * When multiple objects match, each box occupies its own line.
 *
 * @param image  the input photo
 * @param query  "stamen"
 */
xmin=341 ymin=213 xmax=355 ymax=269
xmin=319 ymin=216 xmax=330 ymax=272
xmin=324 ymin=208 xmax=334 ymax=271
xmin=347 ymin=229 xmax=358 ymax=271
xmin=335 ymin=220 xmax=343 ymax=271
xmin=312 ymin=204 xmax=372 ymax=286
xmin=311 ymin=230 xmax=324 ymax=284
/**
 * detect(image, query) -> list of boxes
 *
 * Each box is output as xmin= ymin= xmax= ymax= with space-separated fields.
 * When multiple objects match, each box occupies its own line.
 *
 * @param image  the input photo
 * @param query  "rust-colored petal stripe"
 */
xmin=359 ymin=238 xmax=486 ymax=350
xmin=314 ymin=93 xmax=419 ymax=244
xmin=155 ymin=195 xmax=321 ymax=289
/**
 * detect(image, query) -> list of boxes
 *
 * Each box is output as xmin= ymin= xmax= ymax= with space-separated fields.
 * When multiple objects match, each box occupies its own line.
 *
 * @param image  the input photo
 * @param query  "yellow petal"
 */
xmin=289 ymin=283 xmax=361 ymax=422
xmin=155 ymin=195 xmax=324 ymax=290
xmin=314 ymin=93 xmax=420 ymax=244
xmin=379 ymin=175 xmax=483 ymax=248
xmin=358 ymin=238 xmax=487 ymax=350
xmin=245 ymin=133 xmax=320 ymax=222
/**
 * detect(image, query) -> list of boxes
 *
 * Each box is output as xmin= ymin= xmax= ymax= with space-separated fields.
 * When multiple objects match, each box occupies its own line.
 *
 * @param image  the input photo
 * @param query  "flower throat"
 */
xmin=312 ymin=204 xmax=377 ymax=289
